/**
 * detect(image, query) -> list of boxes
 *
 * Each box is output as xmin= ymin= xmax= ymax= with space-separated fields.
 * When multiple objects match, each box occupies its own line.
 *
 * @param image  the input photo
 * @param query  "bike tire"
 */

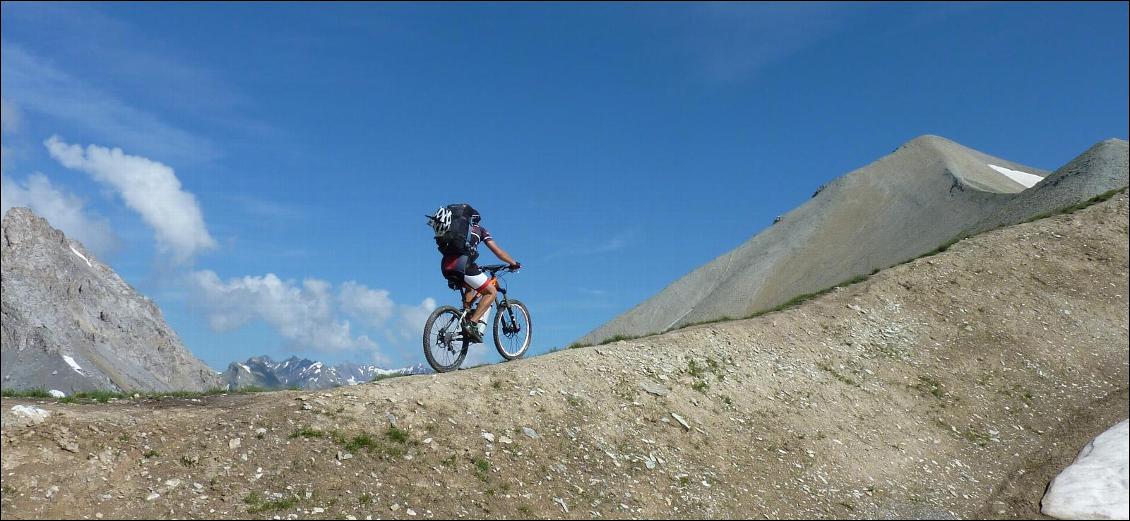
xmin=493 ymin=299 xmax=532 ymax=361
xmin=423 ymin=305 xmax=468 ymax=372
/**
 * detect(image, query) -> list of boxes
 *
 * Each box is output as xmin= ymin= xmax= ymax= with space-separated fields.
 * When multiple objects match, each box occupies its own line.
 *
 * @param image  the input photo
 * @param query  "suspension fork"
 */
xmin=496 ymin=287 xmax=519 ymax=330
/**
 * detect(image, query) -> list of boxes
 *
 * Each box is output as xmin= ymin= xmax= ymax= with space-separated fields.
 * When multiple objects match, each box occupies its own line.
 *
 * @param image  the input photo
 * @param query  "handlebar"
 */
xmin=481 ymin=264 xmax=520 ymax=275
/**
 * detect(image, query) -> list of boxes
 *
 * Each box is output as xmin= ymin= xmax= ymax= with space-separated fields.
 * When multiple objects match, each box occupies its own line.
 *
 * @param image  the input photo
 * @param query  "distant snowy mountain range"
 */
xmin=222 ymin=355 xmax=431 ymax=390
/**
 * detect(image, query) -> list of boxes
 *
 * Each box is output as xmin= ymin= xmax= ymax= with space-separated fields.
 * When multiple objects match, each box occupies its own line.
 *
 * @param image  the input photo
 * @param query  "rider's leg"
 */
xmin=470 ymin=282 xmax=496 ymax=323
xmin=462 ymin=288 xmax=477 ymax=310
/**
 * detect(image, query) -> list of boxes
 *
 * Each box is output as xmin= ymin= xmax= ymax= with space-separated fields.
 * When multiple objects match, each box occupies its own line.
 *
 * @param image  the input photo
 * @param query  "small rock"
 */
xmin=45 ymin=485 xmax=59 ymax=498
xmin=146 ymin=492 xmax=160 ymax=501
xmin=255 ymin=427 xmax=268 ymax=436
xmin=10 ymin=405 xmax=50 ymax=425
xmin=164 ymin=479 xmax=181 ymax=489
xmin=48 ymin=389 xmax=66 ymax=398
xmin=229 ymin=438 xmax=242 ymax=449
xmin=481 ymin=432 xmax=495 ymax=443
xmin=337 ymin=451 xmax=353 ymax=461
xmin=312 ymin=507 xmax=325 ymax=514
xmin=423 ymin=438 xmax=433 ymax=444
xmin=640 ymin=381 xmax=669 ymax=397
xmin=522 ymin=427 xmax=540 ymax=439
xmin=390 ymin=503 xmax=400 ymax=511
xmin=406 ymin=508 xmax=417 ymax=516
xmin=671 ymin=413 xmax=690 ymax=431
xmin=553 ymin=497 xmax=569 ymax=513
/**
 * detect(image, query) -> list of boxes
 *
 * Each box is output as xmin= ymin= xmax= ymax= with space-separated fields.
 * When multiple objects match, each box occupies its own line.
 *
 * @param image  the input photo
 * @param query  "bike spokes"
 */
xmin=493 ymin=300 xmax=531 ymax=361
xmin=423 ymin=307 xmax=468 ymax=372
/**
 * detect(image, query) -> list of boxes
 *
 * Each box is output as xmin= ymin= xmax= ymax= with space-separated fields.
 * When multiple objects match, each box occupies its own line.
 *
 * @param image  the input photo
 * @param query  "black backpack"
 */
xmin=427 ymin=204 xmax=480 ymax=257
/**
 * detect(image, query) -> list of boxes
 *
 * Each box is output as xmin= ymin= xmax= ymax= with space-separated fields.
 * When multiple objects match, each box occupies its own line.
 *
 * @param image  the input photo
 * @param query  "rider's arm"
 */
xmin=484 ymin=239 xmax=517 ymax=266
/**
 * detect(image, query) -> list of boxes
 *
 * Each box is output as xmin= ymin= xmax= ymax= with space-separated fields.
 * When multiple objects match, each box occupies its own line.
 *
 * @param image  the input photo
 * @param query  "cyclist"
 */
xmin=439 ymin=208 xmax=520 ymax=343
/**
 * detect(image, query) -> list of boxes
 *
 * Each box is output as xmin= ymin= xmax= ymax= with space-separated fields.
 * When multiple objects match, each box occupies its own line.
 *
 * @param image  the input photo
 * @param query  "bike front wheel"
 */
xmin=493 ymin=299 xmax=532 ymax=360
xmin=423 ymin=306 xmax=468 ymax=372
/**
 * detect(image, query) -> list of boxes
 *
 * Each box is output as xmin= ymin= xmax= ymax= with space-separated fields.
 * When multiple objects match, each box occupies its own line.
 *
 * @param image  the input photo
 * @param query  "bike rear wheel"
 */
xmin=493 ymin=299 xmax=531 ymax=360
xmin=423 ymin=306 xmax=468 ymax=372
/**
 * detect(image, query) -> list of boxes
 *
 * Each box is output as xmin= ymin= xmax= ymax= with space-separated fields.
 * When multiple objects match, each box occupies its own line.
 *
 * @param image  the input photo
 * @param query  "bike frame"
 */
xmin=455 ymin=264 xmax=520 ymax=333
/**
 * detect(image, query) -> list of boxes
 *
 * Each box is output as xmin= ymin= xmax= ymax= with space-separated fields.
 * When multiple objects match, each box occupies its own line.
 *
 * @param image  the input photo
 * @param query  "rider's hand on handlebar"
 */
xmin=508 ymin=262 xmax=521 ymax=272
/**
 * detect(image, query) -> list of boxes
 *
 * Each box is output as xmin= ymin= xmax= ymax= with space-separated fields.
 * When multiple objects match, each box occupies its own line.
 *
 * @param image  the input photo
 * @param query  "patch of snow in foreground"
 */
xmin=62 ymin=355 xmax=85 ymax=374
xmin=988 ymin=164 xmax=1043 ymax=188
xmin=69 ymin=245 xmax=94 ymax=268
xmin=1041 ymin=419 xmax=1129 ymax=520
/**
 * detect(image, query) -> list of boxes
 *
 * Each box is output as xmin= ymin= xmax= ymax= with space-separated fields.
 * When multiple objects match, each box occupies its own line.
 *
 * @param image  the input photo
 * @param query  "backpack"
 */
xmin=427 ymin=203 xmax=479 ymax=258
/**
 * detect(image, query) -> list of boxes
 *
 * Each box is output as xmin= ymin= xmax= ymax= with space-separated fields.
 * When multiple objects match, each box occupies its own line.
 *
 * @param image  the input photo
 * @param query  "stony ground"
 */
xmin=2 ymin=192 xmax=1127 ymax=520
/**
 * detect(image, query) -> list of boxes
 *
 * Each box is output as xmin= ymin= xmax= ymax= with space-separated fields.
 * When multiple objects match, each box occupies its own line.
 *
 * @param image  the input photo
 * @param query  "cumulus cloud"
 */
xmin=190 ymin=270 xmax=377 ymax=353
xmin=44 ymin=135 xmax=216 ymax=262
xmin=339 ymin=281 xmax=396 ymax=328
xmin=395 ymin=298 xmax=437 ymax=342
xmin=188 ymin=271 xmax=440 ymax=363
xmin=1 ymin=173 xmax=120 ymax=256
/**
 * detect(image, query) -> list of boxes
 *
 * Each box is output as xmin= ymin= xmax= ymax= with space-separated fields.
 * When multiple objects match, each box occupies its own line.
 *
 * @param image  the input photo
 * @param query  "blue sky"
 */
xmin=2 ymin=2 xmax=1127 ymax=371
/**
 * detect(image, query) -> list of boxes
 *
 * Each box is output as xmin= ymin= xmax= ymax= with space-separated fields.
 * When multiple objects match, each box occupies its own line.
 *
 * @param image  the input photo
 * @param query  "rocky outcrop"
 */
xmin=1 ymin=207 xmax=223 ymax=392
xmin=578 ymin=135 xmax=1129 ymax=346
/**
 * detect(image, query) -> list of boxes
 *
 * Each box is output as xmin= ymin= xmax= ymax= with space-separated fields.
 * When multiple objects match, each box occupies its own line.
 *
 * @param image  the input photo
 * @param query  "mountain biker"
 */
xmin=438 ymin=208 xmax=520 ymax=343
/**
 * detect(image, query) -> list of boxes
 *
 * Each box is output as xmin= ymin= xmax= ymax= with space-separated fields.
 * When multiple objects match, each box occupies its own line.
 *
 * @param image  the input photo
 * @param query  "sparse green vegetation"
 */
xmin=143 ymin=450 xmax=159 ymax=459
xmin=289 ymin=427 xmax=325 ymax=439
xmin=687 ymin=359 xmax=705 ymax=379
xmin=343 ymin=433 xmax=378 ymax=452
xmin=473 ymin=457 xmax=491 ymax=481
xmin=370 ymin=372 xmax=406 ymax=383
xmin=359 ymin=493 xmax=373 ymax=505
xmin=2 ymin=386 xmax=272 ymax=405
xmin=691 ymin=380 xmax=709 ymax=393
xmin=961 ymin=428 xmax=991 ymax=447
xmin=1027 ymin=187 xmax=1127 ymax=223
xmin=292 ymin=425 xmax=412 ymax=457
xmin=915 ymin=375 xmax=945 ymax=399
xmin=385 ymin=425 xmax=410 ymax=444
xmin=1 ymin=388 xmax=51 ymax=398
xmin=817 ymin=362 xmax=858 ymax=386
xmin=244 ymin=491 xmax=298 ymax=513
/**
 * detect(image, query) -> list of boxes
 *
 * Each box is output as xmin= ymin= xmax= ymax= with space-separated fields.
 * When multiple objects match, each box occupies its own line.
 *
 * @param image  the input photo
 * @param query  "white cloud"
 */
xmin=396 ymin=297 xmax=437 ymax=342
xmin=1 ymin=173 xmax=120 ymax=256
xmin=189 ymin=271 xmax=440 ymax=364
xmin=339 ymin=281 xmax=396 ymax=328
xmin=45 ymin=135 xmax=216 ymax=262
xmin=190 ymin=270 xmax=377 ymax=353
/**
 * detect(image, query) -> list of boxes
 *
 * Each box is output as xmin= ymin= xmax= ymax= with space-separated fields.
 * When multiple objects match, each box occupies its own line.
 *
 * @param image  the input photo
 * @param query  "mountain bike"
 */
xmin=422 ymin=264 xmax=532 ymax=372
